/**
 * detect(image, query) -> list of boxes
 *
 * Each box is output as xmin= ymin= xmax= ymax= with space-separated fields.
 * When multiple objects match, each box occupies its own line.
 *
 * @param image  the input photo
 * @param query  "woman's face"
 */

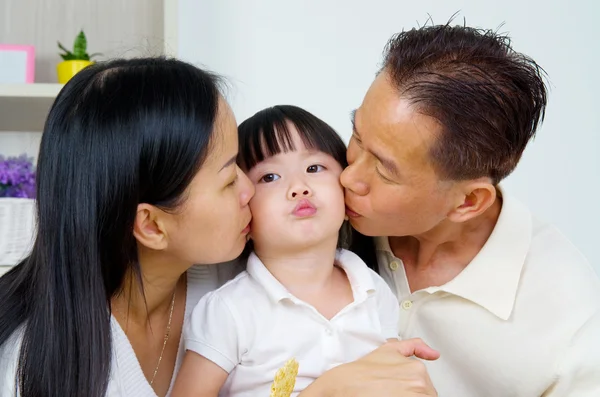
xmin=162 ymin=97 xmax=254 ymax=265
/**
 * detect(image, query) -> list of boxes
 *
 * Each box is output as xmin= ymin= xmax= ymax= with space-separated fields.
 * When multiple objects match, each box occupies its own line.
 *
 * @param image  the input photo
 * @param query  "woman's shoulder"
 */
xmin=0 ymin=326 xmax=24 ymax=396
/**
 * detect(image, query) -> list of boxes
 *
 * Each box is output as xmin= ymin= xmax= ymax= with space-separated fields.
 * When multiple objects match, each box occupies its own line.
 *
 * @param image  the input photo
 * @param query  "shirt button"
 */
xmin=401 ymin=300 xmax=412 ymax=310
xmin=389 ymin=261 xmax=400 ymax=271
xmin=325 ymin=328 xmax=333 ymax=336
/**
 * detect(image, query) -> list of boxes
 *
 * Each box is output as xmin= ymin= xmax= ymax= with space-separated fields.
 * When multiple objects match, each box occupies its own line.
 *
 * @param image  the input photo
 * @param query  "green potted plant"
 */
xmin=56 ymin=30 xmax=101 ymax=84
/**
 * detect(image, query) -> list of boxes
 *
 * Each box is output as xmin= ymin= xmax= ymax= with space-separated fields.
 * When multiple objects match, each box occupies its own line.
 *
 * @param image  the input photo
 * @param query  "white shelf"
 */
xmin=0 ymin=84 xmax=62 ymax=132
xmin=0 ymin=83 xmax=63 ymax=98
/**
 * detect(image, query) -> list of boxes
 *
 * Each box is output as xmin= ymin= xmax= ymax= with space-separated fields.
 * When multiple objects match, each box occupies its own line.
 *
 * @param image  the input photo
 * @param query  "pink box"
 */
xmin=0 ymin=44 xmax=35 ymax=83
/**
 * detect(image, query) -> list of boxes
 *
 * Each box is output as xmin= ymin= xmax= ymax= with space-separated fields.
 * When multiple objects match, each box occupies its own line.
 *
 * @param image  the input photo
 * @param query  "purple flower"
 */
xmin=0 ymin=154 xmax=36 ymax=199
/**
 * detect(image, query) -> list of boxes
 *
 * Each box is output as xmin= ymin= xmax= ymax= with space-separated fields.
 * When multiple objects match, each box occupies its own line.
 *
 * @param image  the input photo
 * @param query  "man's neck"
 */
xmin=253 ymin=237 xmax=339 ymax=298
xmin=390 ymin=196 xmax=502 ymax=290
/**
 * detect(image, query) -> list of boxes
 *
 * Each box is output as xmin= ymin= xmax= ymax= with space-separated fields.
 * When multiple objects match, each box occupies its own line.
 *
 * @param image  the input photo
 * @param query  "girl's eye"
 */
xmin=260 ymin=173 xmax=280 ymax=183
xmin=307 ymin=164 xmax=325 ymax=173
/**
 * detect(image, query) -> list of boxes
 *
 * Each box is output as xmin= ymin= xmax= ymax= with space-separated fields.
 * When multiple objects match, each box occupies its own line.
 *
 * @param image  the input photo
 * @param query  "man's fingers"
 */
xmin=413 ymin=344 xmax=441 ymax=361
xmin=389 ymin=338 xmax=440 ymax=361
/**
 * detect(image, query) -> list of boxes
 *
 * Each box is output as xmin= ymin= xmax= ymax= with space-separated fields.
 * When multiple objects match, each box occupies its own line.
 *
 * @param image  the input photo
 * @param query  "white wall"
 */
xmin=178 ymin=0 xmax=600 ymax=273
xmin=0 ymin=132 xmax=42 ymax=160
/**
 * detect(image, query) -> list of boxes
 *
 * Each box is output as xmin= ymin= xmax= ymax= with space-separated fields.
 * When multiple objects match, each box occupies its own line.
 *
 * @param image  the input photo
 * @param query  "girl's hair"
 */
xmin=237 ymin=105 xmax=351 ymax=249
xmin=238 ymin=105 xmax=347 ymax=171
xmin=0 ymin=57 xmax=222 ymax=396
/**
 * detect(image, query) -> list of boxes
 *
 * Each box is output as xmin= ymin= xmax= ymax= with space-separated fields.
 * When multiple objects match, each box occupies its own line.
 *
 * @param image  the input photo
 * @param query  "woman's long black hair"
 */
xmin=0 ymin=57 xmax=221 ymax=396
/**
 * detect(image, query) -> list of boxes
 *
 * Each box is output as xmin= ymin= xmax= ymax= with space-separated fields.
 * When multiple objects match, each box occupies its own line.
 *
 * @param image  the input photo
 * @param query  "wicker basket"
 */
xmin=0 ymin=198 xmax=36 ymax=266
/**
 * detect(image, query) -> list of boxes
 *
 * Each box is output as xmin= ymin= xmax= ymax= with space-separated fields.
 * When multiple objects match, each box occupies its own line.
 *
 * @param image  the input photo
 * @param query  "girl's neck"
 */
xmin=253 ymin=236 xmax=340 ymax=298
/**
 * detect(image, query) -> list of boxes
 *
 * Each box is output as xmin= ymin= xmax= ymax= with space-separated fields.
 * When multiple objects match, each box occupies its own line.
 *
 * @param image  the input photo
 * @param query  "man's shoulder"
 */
xmin=501 ymin=191 xmax=593 ymax=275
xmin=530 ymin=216 xmax=586 ymax=255
xmin=495 ymin=192 xmax=597 ymax=299
xmin=517 ymin=215 xmax=600 ymax=331
xmin=527 ymin=215 xmax=597 ymax=283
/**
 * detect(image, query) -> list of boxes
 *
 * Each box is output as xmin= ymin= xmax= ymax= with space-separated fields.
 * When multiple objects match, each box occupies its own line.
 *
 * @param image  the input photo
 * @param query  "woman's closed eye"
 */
xmin=226 ymin=173 xmax=238 ymax=188
xmin=307 ymin=164 xmax=325 ymax=173
xmin=259 ymin=173 xmax=281 ymax=183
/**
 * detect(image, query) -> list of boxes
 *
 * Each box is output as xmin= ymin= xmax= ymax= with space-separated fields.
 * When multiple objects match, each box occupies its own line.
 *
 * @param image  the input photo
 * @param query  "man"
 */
xmin=344 ymin=24 xmax=600 ymax=396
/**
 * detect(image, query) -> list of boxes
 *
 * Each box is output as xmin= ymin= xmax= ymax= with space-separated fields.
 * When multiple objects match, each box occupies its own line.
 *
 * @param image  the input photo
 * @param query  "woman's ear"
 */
xmin=132 ymin=203 xmax=169 ymax=250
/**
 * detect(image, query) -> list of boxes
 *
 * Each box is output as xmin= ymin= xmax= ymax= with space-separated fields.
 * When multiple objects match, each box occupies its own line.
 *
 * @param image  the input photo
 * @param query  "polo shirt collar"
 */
xmin=246 ymin=249 xmax=377 ymax=304
xmin=377 ymin=186 xmax=531 ymax=320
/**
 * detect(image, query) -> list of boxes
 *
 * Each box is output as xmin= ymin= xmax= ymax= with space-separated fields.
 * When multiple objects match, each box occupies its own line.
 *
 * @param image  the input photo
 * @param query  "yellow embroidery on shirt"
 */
xmin=269 ymin=358 xmax=299 ymax=397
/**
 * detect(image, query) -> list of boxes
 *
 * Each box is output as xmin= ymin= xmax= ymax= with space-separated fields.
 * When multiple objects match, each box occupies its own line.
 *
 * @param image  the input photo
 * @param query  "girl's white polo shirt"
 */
xmin=184 ymin=248 xmax=399 ymax=397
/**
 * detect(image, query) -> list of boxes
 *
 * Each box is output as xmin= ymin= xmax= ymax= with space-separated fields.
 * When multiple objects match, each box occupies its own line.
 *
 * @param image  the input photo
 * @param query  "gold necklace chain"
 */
xmin=150 ymin=289 xmax=176 ymax=386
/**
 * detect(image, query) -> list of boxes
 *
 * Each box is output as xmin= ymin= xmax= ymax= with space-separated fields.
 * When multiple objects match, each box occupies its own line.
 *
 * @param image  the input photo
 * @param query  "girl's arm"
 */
xmin=171 ymin=351 xmax=228 ymax=397
xmin=172 ymin=292 xmax=241 ymax=397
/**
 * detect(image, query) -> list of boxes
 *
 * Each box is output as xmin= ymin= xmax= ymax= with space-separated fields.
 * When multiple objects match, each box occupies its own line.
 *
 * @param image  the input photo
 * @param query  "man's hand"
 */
xmin=300 ymin=338 xmax=439 ymax=397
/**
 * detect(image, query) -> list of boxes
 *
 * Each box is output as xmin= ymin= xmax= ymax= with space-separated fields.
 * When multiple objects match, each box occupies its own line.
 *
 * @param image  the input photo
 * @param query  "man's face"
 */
xmin=340 ymin=70 xmax=459 ymax=237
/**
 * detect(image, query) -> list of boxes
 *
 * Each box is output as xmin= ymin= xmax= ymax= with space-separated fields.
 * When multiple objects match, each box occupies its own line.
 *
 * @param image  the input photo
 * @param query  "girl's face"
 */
xmin=245 ymin=126 xmax=345 ymax=256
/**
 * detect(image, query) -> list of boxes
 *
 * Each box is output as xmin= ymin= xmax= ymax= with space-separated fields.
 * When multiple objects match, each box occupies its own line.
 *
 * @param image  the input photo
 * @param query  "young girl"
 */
xmin=172 ymin=105 xmax=437 ymax=397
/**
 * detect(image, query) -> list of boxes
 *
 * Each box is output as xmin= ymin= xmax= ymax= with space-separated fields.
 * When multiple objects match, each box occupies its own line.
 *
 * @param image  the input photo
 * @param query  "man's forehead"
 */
xmin=359 ymin=75 xmax=409 ymax=126
xmin=365 ymin=70 xmax=398 ymax=103
xmin=355 ymin=96 xmax=440 ymax=171
xmin=357 ymin=96 xmax=433 ymax=142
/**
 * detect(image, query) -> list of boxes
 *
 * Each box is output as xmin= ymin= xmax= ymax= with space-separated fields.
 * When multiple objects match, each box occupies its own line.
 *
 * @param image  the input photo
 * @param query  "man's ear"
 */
xmin=132 ymin=203 xmax=169 ymax=250
xmin=447 ymin=180 xmax=497 ymax=223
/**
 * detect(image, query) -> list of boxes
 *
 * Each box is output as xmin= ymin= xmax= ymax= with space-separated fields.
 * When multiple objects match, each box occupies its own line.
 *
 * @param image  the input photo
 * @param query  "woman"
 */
xmin=0 ymin=58 xmax=437 ymax=397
